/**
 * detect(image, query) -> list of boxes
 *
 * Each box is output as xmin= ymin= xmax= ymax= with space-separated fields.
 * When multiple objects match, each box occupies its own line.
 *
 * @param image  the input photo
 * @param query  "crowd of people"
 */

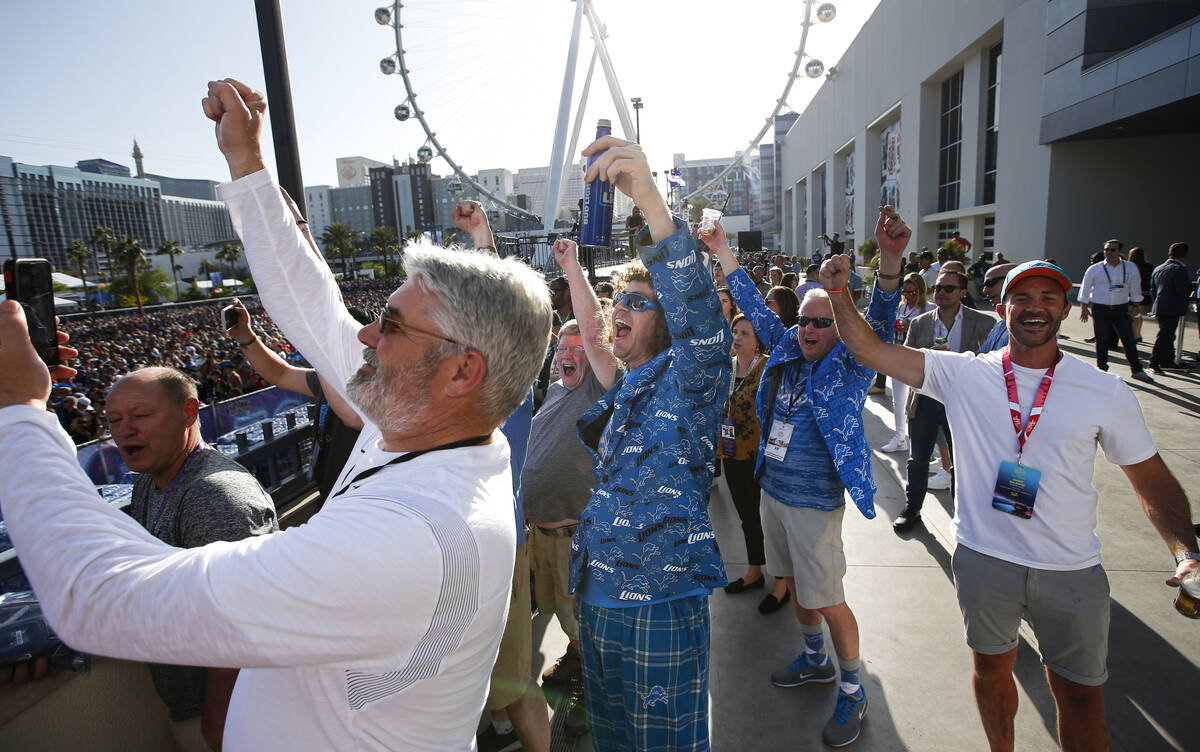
xmin=44 ymin=280 xmax=397 ymax=444
xmin=0 ymin=77 xmax=1196 ymax=752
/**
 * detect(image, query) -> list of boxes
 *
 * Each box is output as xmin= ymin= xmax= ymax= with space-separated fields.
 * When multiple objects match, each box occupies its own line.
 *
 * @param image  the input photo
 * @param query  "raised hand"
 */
xmin=553 ymin=238 xmax=580 ymax=272
xmin=227 ymin=298 xmax=253 ymax=343
xmin=0 ymin=301 xmax=77 ymax=410
xmin=874 ymin=206 xmax=911 ymax=260
xmin=453 ymin=200 xmax=491 ymax=241
xmin=202 ymin=79 xmax=267 ymax=179
xmin=582 ymin=136 xmax=673 ymax=242
xmin=819 ymin=255 xmax=853 ymax=292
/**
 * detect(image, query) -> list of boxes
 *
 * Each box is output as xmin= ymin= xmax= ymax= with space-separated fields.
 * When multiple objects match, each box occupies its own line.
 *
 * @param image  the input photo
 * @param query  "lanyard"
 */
xmin=1101 ymin=261 xmax=1125 ymax=288
xmin=143 ymin=445 xmax=205 ymax=537
xmin=329 ymin=434 xmax=491 ymax=501
xmin=1001 ymin=347 xmax=1062 ymax=462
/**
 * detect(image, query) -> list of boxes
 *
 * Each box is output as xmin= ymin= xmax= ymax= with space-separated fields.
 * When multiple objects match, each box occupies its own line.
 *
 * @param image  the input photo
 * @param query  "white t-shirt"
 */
xmin=921 ymin=349 xmax=1157 ymax=570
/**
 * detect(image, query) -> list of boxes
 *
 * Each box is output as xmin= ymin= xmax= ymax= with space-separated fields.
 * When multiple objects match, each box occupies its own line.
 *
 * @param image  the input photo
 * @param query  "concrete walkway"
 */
xmin=530 ymin=312 xmax=1199 ymax=752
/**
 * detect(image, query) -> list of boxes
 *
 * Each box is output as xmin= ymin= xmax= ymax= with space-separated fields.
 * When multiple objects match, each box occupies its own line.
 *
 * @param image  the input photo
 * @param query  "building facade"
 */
xmin=777 ymin=0 xmax=1200 ymax=276
xmin=161 ymin=196 xmax=236 ymax=249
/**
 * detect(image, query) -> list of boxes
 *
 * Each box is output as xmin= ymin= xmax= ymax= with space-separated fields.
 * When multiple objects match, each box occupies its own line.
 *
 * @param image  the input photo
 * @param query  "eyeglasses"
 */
xmin=933 ymin=284 xmax=961 ymax=293
xmin=378 ymin=308 xmax=465 ymax=347
xmin=556 ymin=344 xmax=586 ymax=357
xmin=798 ymin=316 xmax=834 ymax=329
xmin=981 ymin=278 xmax=1001 ymax=288
xmin=614 ymin=291 xmax=661 ymax=312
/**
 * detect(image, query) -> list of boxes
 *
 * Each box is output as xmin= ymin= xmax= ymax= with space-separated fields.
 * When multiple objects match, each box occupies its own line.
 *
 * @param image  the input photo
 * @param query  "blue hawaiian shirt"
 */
xmin=571 ymin=218 xmax=731 ymax=606
xmin=727 ymin=268 xmax=900 ymax=518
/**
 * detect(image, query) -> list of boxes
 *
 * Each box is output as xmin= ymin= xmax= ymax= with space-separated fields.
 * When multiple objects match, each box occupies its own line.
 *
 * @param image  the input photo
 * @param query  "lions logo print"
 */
xmin=643 ymin=685 xmax=670 ymax=708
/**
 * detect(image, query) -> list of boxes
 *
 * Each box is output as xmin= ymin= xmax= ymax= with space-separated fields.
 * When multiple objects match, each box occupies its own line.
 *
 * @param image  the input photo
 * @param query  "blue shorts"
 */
xmin=578 ymin=595 xmax=710 ymax=752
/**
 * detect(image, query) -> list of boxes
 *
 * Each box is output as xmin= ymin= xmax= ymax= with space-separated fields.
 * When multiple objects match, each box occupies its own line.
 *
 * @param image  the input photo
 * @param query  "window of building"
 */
xmin=938 ymin=70 xmax=963 ymax=212
xmin=937 ymin=222 xmax=958 ymax=245
xmin=982 ymin=44 xmax=1001 ymax=205
xmin=982 ymin=215 xmax=995 ymax=251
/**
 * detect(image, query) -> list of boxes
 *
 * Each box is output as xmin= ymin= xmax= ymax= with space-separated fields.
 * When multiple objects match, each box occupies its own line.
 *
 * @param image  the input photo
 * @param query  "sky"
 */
xmin=0 ymin=0 xmax=880 ymax=199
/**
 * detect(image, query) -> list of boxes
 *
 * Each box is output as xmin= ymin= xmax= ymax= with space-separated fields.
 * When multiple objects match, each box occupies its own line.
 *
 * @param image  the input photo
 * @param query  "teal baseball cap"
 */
xmin=1001 ymin=260 xmax=1071 ymax=300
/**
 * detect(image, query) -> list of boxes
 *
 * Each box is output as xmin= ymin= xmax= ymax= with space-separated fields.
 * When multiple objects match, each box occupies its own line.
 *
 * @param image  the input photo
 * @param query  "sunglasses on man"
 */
xmin=981 ymin=278 xmax=1002 ymax=289
xmin=798 ymin=316 xmax=834 ymax=329
xmin=614 ymin=291 xmax=661 ymax=312
xmin=933 ymin=284 xmax=961 ymax=293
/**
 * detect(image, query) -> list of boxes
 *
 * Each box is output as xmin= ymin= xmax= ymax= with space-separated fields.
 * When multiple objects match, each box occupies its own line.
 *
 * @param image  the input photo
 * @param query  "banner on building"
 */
xmin=881 ymin=121 xmax=901 ymax=209
xmin=844 ymin=151 xmax=855 ymax=235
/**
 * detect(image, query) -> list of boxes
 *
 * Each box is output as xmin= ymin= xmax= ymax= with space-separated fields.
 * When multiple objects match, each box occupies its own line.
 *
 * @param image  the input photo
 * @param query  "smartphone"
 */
xmin=222 ymin=304 xmax=239 ymax=331
xmin=4 ymin=258 xmax=59 ymax=368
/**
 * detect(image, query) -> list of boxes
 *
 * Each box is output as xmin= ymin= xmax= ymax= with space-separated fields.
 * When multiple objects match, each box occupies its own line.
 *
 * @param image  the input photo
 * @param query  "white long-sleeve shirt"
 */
xmin=0 ymin=168 xmax=516 ymax=751
xmin=1078 ymin=259 xmax=1142 ymax=306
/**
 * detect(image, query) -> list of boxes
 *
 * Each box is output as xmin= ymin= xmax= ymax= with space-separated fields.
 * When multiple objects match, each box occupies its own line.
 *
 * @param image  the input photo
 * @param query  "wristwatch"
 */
xmin=1176 ymin=552 xmax=1200 ymax=565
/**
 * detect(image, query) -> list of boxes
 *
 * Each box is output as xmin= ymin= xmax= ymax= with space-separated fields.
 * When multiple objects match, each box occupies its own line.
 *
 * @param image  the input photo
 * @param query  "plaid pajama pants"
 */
xmin=578 ymin=594 xmax=710 ymax=752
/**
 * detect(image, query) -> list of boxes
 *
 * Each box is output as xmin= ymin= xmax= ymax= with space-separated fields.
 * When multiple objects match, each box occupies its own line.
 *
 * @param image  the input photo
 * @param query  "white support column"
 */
xmin=541 ymin=0 xmax=587 ymax=240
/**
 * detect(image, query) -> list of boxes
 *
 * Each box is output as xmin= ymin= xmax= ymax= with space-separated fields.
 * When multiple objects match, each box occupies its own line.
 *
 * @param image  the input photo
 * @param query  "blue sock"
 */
xmin=839 ymin=656 xmax=863 ymax=699
xmin=800 ymin=622 xmax=828 ymax=665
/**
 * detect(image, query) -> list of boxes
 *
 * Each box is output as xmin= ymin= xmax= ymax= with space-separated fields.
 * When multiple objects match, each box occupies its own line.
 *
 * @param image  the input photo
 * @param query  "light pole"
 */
xmin=631 ymin=97 xmax=643 ymax=143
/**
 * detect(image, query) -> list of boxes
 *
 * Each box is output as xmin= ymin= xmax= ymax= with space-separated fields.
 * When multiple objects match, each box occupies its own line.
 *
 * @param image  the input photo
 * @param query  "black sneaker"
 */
xmin=892 ymin=505 xmax=921 ymax=533
xmin=477 ymin=724 xmax=522 ymax=752
xmin=542 ymin=643 xmax=581 ymax=688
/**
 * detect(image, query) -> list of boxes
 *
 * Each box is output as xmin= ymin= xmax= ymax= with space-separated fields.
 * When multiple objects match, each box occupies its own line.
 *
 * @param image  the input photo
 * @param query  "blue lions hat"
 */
xmin=1001 ymin=260 xmax=1071 ymax=300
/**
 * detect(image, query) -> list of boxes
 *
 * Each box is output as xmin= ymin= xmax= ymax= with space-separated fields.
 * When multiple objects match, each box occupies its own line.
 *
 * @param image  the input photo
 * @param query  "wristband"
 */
xmin=236 ymin=336 xmax=257 ymax=347
xmin=1176 ymin=551 xmax=1200 ymax=566
xmin=296 ymin=219 xmax=308 ymax=226
xmin=823 ymin=286 xmax=847 ymax=294
xmin=877 ymin=271 xmax=901 ymax=280
xmin=477 ymin=245 xmax=496 ymax=253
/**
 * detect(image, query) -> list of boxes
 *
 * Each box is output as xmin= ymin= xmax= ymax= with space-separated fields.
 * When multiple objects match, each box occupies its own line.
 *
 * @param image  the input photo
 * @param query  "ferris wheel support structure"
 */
xmin=682 ymin=0 xmax=833 ymax=205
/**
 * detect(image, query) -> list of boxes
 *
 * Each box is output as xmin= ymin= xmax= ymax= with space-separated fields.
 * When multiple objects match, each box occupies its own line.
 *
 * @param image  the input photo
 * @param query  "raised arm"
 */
xmin=204 ymin=78 xmax=363 ymax=401
xmin=707 ymin=221 xmax=788 ymax=350
xmin=453 ymin=200 xmax=498 ymax=257
xmin=554 ymin=238 xmax=618 ymax=389
xmin=821 ymin=208 xmax=926 ymax=389
xmin=583 ymin=136 xmax=728 ymax=395
xmin=226 ymin=298 xmax=313 ymax=396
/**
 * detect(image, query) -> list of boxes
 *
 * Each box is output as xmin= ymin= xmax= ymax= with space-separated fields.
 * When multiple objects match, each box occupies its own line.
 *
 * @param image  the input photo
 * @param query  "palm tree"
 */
xmin=156 ymin=240 xmax=183 ymax=300
xmin=216 ymin=243 xmax=243 ymax=281
xmin=320 ymin=223 xmax=360 ymax=280
xmin=113 ymin=235 xmax=147 ymax=313
xmin=89 ymin=225 xmax=117 ymax=285
xmin=64 ymin=239 xmax=93 ymax=308
xmin=367 ymin=226 xmax=398 ymax=276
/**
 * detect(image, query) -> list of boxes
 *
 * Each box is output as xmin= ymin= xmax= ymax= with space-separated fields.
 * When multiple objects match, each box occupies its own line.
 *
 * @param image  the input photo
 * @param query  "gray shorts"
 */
xmin=952 ymin=544 xmax=1110 ymax=686
xmin=760 ymin=490 xmax=846 ymax=609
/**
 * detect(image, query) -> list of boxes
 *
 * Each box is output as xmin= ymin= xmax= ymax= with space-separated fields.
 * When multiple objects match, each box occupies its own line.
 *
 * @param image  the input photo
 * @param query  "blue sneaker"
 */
xmin=822 ymin=692 xmax=868 ymax=747
xmin=770 ymin=652 xmax=836 ymax=687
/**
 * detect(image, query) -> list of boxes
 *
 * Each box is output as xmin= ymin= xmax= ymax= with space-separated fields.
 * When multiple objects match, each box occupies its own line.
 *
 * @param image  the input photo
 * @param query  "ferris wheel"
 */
xmin=370 ymin=0 xmax=841 ymax=228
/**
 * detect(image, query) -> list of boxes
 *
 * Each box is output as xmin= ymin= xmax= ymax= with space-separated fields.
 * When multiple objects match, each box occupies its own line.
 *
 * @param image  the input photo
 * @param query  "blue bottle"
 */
xmin=580 ymin=119 xmax=614 ymax=248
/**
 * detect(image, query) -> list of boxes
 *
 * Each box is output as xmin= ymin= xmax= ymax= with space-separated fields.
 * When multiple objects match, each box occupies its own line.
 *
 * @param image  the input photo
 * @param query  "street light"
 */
xmin=631 ymin=97 xmax=643 ymax=143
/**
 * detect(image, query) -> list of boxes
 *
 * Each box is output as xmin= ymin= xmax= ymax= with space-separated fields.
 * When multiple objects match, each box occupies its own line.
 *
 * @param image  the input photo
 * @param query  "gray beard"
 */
xmin=345 ymin=349 xmax=438 ymax=433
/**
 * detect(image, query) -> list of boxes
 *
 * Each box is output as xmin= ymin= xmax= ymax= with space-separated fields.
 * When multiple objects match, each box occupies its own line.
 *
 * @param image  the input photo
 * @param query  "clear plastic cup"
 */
xmin=699 ymin=208 xmax=723 ymax=238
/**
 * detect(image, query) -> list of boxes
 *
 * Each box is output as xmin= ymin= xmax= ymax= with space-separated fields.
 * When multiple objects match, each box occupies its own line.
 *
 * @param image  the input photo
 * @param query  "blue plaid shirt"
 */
xmin=571 ymin=218 xmax=731 ymax=606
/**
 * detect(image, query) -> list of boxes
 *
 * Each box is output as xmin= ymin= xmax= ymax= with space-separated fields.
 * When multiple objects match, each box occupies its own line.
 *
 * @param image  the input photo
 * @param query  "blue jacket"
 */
xmin=727 ymin=268 xmax=900 ymax=518
xmin=570 ymin=218 xmax=731 ymax=605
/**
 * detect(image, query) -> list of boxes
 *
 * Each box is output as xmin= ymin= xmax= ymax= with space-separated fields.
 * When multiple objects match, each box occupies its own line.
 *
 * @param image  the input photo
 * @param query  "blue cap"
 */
xmin=1001 ymin=261 xmax=1071 ymax=300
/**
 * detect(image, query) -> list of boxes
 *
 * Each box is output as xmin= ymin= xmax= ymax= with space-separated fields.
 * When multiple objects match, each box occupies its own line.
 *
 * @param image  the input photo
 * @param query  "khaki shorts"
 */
xmin=528 ymin=524 xmax=579 ymax=642
xmin=760 ymin=490 xmax=846 ymax=609
xmin=952 ymin=544 xmax=1110 ymax=686
xmin=486 ymin=542 xmax=533 ymax=709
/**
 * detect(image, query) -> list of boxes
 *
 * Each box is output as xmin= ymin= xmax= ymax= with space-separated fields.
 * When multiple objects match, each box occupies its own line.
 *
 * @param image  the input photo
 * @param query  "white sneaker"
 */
xmin=929 ymin=457 xmax=942 ymax=472
xmin=928 ymin=468 xmax=953 ymax=490
xmin=880 ymin=436 xmax=908 ymax=453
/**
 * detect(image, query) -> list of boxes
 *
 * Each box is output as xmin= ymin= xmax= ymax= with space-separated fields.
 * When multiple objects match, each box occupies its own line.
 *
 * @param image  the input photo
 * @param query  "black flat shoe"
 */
xmin=724 ymin=576 xmax=766 ymax=594
xmin=758 ymin=588 xmax=791 ymax=614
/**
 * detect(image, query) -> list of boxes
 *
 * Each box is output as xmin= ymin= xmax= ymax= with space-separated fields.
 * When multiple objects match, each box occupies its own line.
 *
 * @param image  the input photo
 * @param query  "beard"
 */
xmin=345 ymin=348 xmax=441 ymax=434
xmin=1008 ymin=315 xmax=1062 ymax=350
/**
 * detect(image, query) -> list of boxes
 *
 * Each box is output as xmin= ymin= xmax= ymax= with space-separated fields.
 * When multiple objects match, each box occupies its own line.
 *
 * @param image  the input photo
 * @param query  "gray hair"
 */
xmin=559 ymin=320 xmax=581 ymax=339
xmin=800 ymin=287 xmax=831 ymax=307
xmin=109 ymin=366 xmax=198 ymax=405
xmin=402 ymin=240 xmax=552 ymax=422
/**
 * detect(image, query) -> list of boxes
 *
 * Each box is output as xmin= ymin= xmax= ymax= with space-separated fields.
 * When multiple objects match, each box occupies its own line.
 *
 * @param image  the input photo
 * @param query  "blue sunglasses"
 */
xmin=614 ymin=291 xmax=661 ymax=312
